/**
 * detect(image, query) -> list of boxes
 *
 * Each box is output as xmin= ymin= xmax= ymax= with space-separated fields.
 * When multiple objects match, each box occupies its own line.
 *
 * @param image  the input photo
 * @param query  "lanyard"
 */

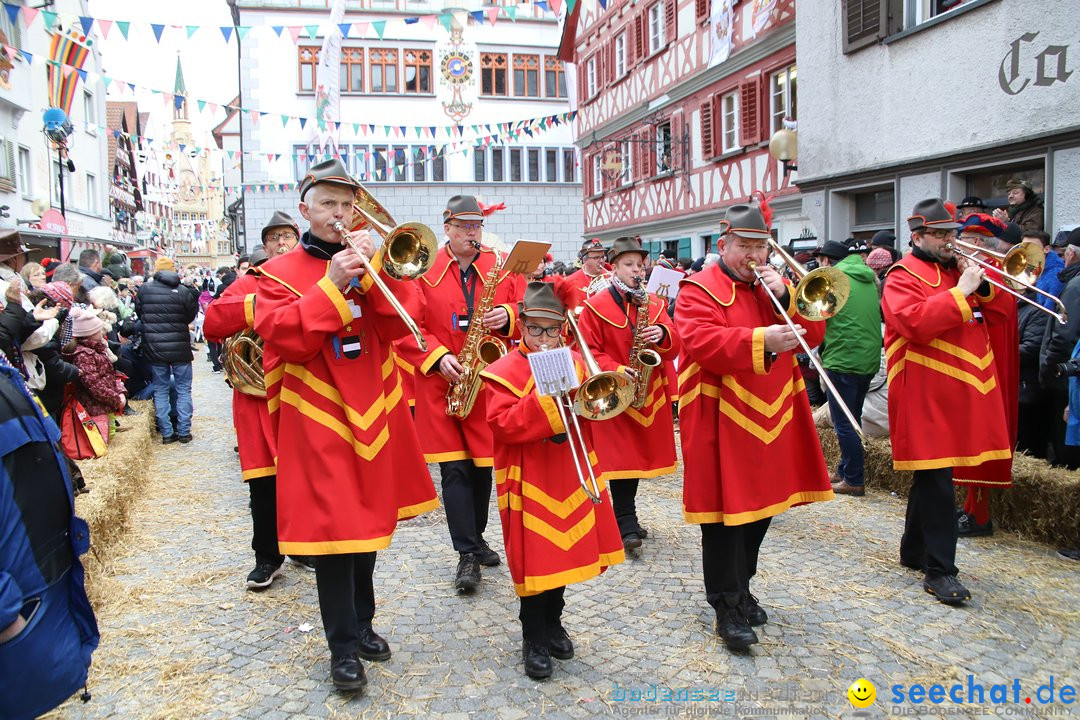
xmin=608 ymin=286 xmax=638 ymax=332
xmin=460 ymin=262 xmax=479 ymax=319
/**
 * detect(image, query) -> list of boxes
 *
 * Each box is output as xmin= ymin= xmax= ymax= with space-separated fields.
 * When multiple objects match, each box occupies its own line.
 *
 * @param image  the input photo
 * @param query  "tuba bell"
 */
xmin=222 ymin=329 xmax=266 ymax=397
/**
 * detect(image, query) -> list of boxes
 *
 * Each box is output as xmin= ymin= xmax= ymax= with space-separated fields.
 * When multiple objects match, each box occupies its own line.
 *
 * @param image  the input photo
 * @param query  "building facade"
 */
xmin=797 ymin=0 xmax=1080 ymax=242
xmin=232 ymin=0 xmax=583 ymax=259
xmin=105 ymin=102 xmax=142 ymax=250
xmin=572 ymin=0 xmax=811 ymax=260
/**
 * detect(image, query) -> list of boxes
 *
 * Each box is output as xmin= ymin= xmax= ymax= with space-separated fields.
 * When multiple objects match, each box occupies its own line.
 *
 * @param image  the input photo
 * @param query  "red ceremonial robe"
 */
xmin=395 ymin=244 xmax=523 ymax=466
xmin=576 ymin=289 xmax=680 ymax=479
xmin=390 ymin=339 xmax=417 ymax=409
xmin=202 ymin=271 xmax=276 ymax=481
xmin=675 ymin=264 xmax=834 ymax=525
xmin=564 ymin=268 xmax=609 ymax=309
xmin=481 ymin=348 xmax=624 ymax=596
xmin=882 ymin=255 xmax=1012 ymax=470
xmin=952 ymin=263 xmax=1018 ymax=488
xmin=254 ymin=247 xmax=438 ymax=555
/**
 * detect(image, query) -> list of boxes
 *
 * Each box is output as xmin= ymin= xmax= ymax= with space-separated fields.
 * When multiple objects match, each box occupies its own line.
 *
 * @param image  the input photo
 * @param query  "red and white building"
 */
xmin=570 ymin=0 xmax=816 ymax=259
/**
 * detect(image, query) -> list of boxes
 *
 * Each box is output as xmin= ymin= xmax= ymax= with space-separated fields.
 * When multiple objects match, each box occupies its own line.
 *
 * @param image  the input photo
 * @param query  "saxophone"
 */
xmin=628 ymin=288 xmax=662 ymax=409
xmin=445 ymin=251 xmax=508 ymax=419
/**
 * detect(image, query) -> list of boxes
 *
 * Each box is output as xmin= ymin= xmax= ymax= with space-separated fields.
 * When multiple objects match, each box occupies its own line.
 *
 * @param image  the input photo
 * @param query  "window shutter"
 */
xmin=700 ymin=101 xmax=713 ymax=161
xmin=739 ymin=79 xmax=761 ymax=147
xmin=843 ymin=0 xmax=889 ymax=53
xmin=710 ymin=94 xmax=724 ymax=156
xmin=696 ymin=0 xmax=709 ymax=23
xmin=608 ymin=41 xmax=616 ymax=84
xmin=625 ymin=27 xmax=636 ymax=67
xmin=636 ymin=13 xmax=647 ymax=61
xmin=643 ymin=130 xmax=656 ymax=178
xmin=665 ymin=0 xmax=676 ymax=44
xmin=5 ymin=140 xmax=14 ymax=181
xmin=577 ymin=62 xmax=586 ymax=100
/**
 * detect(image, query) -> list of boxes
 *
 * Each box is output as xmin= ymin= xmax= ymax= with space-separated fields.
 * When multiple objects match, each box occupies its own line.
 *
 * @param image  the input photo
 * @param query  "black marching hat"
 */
xmin=907 ymin=198 xmax=961 ymax=231
xmin=957 ymin=195 xmax=987 ymax=211
xmin=814 ymin=240 xmax=850 ymax=261
xmin=298 ymin=158 xmax=361 ymax=201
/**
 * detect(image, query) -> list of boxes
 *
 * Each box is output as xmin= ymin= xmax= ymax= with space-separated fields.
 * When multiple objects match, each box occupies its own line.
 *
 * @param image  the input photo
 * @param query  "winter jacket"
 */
xmin=1017 ymin=296 xmax=1048 ymax=405
xmin=1068 ymin=341 xmax=1080 ymax=447
xmin=0 ymin=360 xmax=99 ymax=720
xmin=1035 ymin=250 xmax=1065 ymax=311
xmin=819 ymin=255 xmax=883 ymax=376
xmin=134 ymin=271 xmax=198 ymax=364
xmin=1007 ymin=198 xmax=1044 ymax=234
xmin=78 ymin=267 xmax=102 ymax=294
xmin=0 ymin=302 xmax=37 ymax=366
xmin=34 ymin=334 xmax=79 ymax=421
xmin=213 ymin=270 xmax=237 ymax=300
xmin=1040 ymin=261 xmax=1080 ymax=384
xmin=67 ymin=339 xmax=125 ymax=416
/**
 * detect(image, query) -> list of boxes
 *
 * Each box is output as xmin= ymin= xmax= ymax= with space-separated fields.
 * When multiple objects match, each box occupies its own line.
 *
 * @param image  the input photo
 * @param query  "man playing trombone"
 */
xmin=675 ymin=204 xmax=834 ymax=652
xmin=479 ymin=281 xmax=624 ymax=680
xmin=254 ymin=159 xmax=438 ymax=693
xmin=882 ymin=198 xmax=1012 ymax=606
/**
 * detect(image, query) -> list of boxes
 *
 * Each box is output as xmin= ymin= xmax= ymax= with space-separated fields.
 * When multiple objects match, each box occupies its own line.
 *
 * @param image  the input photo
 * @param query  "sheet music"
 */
xmin=646 ymin=266 xmax=683 ymax=299
xmin=527 ymin=347 xmax=578 ymax=397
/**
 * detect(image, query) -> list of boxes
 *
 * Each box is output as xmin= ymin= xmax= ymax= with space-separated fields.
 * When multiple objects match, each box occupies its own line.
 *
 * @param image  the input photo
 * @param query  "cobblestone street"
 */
xmin=56 ymin=358 xmax=1080 ymax=720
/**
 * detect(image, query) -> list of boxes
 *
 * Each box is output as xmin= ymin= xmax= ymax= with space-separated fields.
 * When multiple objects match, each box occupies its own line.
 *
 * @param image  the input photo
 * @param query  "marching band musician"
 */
xmin=254 ymin=159 xmax=438 ymax=693
xmin=883 ymin=199 xmax=1012 ymax=607
xmin=565 ymin=238 xmax=610 ymax=308
xmin=675 ymin=204 xmax=834 ymax=652
xmin=261 ymin=210 xmax=301 ymax=256
xmin=203 ymin=216 xmax=317 ymax=591
xmin=394 ymin=195 xmax=523 ymax=594
xmin=576 ymin=237 xmax=680 ymax=551
xmin=479 ymin=281 xmax=624 ymax=680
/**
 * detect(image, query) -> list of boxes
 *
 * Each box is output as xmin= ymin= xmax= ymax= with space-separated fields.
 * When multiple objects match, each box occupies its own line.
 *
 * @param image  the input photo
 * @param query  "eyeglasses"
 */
xmin=450 ymin=222 xmax=484 ymax=231
xmin=523 ymin=323 xmax=563 ymax=338
xmin=266 ymin=231 xmax=298 ymax=242
xmin=920 ymin=229 xmax=956 ymax=240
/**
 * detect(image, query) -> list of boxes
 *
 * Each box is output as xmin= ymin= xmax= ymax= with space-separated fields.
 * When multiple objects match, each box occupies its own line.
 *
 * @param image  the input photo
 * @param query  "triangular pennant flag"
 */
xmin=76 ymin=68 xmax=86 ymax=82
xmin=281 ymin=114 xmax=289 ymax=127
xmin=97 ymin=18 xmax=112 ymax=38
xmin=61 ymin=63 xmax=75 ymax=78
xmin=352 ymin=123 xmax=360 ymax=134
xmin=151 ymin=24 xmax=165 ymax=43
xmin=438 ymin=13 xmax=452 ymax=32
xmin=549 ymin=0 xmax=563 ymax=14
xmin=21 ymin=6 xmax=38 ymax=26
xmin=486 ymin=8 xmax=499 ymax=25
xmin=186 ymin=25 xmax=198 ymax=39
xmin=116 ymin=21 xmax=130 ymax=39
xmin=304 ymin=25 xmax=318 ymax=39
xmin=41 ymin=10 xmax=56 ymax=29
xmin=4 ymin=4 xmax=21 ymax=25
xmin=101 ymin=74 xmax=112 ymax=89
xmin=404 ymin=17 xmax=419 ymax=25
xmin=505 ymin=6 xmax=517 ymax=21
xmin=287 ymin=25 xmax=302 ymax=43
xmin=267 ymin=154 xmax=275 ymax=163
xmin=208 ymin=102 xmax=218 ymax=113
xmin=249 ymin=110 xmax=259 ymax=125
xmin=429 ymin=126 xmax=436 ymax=137
xmin=271 ymin=25 xmax=284 ymax=37
xmin=78 ymin=16 xmax=93 ymax=35
xmin=399 ymin=126 xmax=406 ymax=136
xmin=197 ymin=99 xmax=206 ymax=112
xmin=352 ymin=21 xmax=369 ymax=37
xmin=338 ymin=23 xmax=351 ymax=37
xmin=470 ymin=10 xmax=484 ymax=23
xmin=535 ymin=1 xmax=549 ymax=11
xmin=420 ymin=15 xmax=438 ymax=29
xmin=221 ymin=26 xmax=233 ymax=43
xmin=371 ymin=20 xmax=386 ymax=39
xmin=126 ymin=82 xmax=135 ymax=92
xmin=237 ymin=26 xmax=251 ymax=41
xmin=415 ymin=127 xmax=423 ymax=138
xmin=368 ymin=124 xmax=375 ymax=133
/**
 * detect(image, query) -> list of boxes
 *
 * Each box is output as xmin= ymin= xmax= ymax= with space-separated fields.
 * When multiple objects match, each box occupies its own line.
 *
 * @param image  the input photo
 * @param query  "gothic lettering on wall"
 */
xmin=999 ymin=32 xmax=1073 ymax=96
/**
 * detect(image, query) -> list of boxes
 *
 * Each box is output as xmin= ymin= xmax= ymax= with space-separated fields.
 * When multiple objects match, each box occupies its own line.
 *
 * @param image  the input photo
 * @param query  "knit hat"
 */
xmin=71 ymin=308 xmax=104 ymax=338
xmin=155 ymin=256 xmax=176 ymax=272
xmin=41 ymin=281 xmax=75 ymax=308
xmin=866 ymin=248 xmax=893 ymax=271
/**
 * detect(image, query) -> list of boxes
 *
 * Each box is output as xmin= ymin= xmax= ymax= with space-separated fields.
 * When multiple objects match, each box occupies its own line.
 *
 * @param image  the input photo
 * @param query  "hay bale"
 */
xmin=817 ymin=428 xmax=1080 ymax=548
xmin=74 ymin=399 xmax=154 ymax=606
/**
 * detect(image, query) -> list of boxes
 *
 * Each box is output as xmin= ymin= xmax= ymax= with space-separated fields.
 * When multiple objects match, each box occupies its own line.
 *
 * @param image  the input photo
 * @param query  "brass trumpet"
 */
xmin=947 ymin=239 xmax=1068 ymax=325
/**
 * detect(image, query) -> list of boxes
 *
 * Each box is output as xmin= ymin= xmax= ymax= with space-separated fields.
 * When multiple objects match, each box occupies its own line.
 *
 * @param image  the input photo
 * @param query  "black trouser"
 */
xmin=208 ymin=341 xmax=223 ymax=371
xmin=1017 ymin=389 xmax=1050 ymax=459
xmin=439 ymin=460 xmax=492 ymax=555
xmin=609 ymin=478 xmax=641 ymax=538
xmin=700 ymin=518 xmax=771 ymax=610
xmin=900 ymin=467 xmax=958 ymax=577
xmin=518 ymin=586 xmax=566 ymax=644
xmin=315 ymin=552 xmax=377 ymax=658
xmin=248 ymin=476 xmax=283 ymax=567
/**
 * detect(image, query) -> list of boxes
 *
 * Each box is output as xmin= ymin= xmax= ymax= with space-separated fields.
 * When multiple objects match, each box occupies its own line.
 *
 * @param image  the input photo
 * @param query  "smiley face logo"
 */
xmin=847 ymin=678 xmax=876 ymax=708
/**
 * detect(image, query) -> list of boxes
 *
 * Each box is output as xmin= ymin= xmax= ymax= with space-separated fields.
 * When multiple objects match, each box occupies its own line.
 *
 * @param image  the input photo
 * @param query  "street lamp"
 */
xmin=42 ymin=107 xmax=75 ymax=216
xmin=768 ymin=119 xmax=798 ymax=179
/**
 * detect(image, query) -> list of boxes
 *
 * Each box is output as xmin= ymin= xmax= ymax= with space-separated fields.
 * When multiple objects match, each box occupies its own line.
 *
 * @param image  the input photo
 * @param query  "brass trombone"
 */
xmin=946 ymin=239 xmax=1068 ymax=325
xmin=747 ymin=260 xmax=866 ymax=441
xmin=768 ymin=240 xmax=852 ymax=320
xmin=332 ymin=188 xmax=437 ymax=350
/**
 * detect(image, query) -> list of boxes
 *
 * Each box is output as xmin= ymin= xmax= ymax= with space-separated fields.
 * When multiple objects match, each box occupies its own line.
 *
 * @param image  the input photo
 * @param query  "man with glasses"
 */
xmin=397 ymin=195 xmax=523 ymax=593
xmin=882 ymin=198 xmax=1012 ymax=607
xmin=261 ymin=211 xmax=301 ymax=256
xmin=565 ymin=238 xmax=610 ymax=307
xmin=675 ymin=204 xmax=834 ymax=652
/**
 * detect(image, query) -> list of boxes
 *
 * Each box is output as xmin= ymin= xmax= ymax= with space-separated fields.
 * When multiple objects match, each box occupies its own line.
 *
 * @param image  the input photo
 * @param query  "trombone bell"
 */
xmin=574 ymin=371 xmax=635 ymax=421
xmin=382 ymin=222 xmax=437 ymax=280
xmin=794 ymin=267 xmax=851 ymax=321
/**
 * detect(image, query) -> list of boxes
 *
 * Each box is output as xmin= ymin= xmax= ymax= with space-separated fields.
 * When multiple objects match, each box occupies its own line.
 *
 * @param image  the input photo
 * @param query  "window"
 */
xmin=509 ymin=148 xmax=523 ymax=182
xmin=770 ymin=65 xmax=796 ymax=135
xmin=964 ymin=163 xmax=1044 ymax=204
xmin=86 ymin=174 xmax=97 ymax=214
xmin=354 ymin=146 xmax=369 ymax=181
xmin=586 ymin=55 xmax=598 ymax=98
xmin=0 ymin=6 xmax=21 ymax=50
xmin=655 ymin=122 xmax=672 ymax=173
xmin=83 ymin=90 xmax=96 ymax=133
xmin=392 ymin=147 xmax=407 ymax=181
xmin=0 ymin=139 xmax=13 ymax=192
xmin=403 ymin=49 xmax=432 ymax=94
xmin=721 ymin=91 xmax=740 ymax=153
xmin=648 ymin=2 xmax=665 ymax=54
xmin=481 ymin=53 xmax=508 ymax=96
xmin=527 ymin=148 xmax=540 ymax=182
xmin=620 ymin=141 xmax=633 ymax=186
xmin=592 ymin=154 xmax=602 ymax=195
xmin=432 ymin=148 xmax=445 ymax=182
xmin=562 ymin=148 xmax=577 ymax=183
xmin=842 ymin=0 xmax=974 ymax=53
xmin=373 ymin=145 xmax=388 ymax=180
xmin=614 ymin=33 xmax=627 ymax=78
xmin=298 ymin=46 xmax=319 ymax=92
xmin=545 ymin=148 xmax=559 ymax=182
xmin=370 ymin=49 xmax=398 ymax=93
xmin=17 ymin=145 xmax=30 ymax=197
xmin=904 ymin=0 xmax=975 ymax=29
xmin=513 ymin=54 xmax=540 ymax=97
xmin=412 ymin=146 xmax=427 ymax=181
xmin=491 ymin=147 xmax=505 ymax=182
xmin=853 ymin=188 xmax=895 ymax=227
xmin=544 ymin=56 xmax=567 ymax=98
xmin=341 ymin=48 xmax=363 ymax=93
xmin=474 ymin=149 xmax=487 ymax=181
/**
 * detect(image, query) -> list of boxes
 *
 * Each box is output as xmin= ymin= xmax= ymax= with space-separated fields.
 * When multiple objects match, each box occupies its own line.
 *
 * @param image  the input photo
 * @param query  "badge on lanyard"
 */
xmin=453 ymin=310 xmax=470 ymax=332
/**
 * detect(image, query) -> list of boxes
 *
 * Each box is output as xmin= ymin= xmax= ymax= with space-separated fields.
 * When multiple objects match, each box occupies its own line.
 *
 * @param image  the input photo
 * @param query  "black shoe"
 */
xmin=923 ymin=574 xmax=971 ymax=605
xmin=522 ymin=640 xmax=553 ymax=679
xmin=1058 ymin=548 xmax=1080 ymax=562
xmin=740 ymin=593 xmax=767 ymax=627
xmin=330 ymin=654 xmax=367 ymax=693
xmin=288 ymin=555 xmax=317 ymax=572
xmin=246 ymin=562 xmax=283 ymax=590
xmin=477 ymin=539 xmax=501 ymax=567
xmin=162 ymin=435 xmax=178 ymax=445
xmin=178 ymin=434 xmax=193 ymax=444
xmin=622 ymin=532 xmax=642 ymax=551
xmin=123 ymin=405 xmax=139 ymax=416
xmin=957 ymin=512 xmax=993 ymax=537
xmin=715 ymin=606 xmax=758 ymax=651
xmin=548 ymin=626 xmax=574 ymax=660
xmin=357 ymin=626 xmax=392 ymax=662
xmin=454 ymin=553 xmax=481 ymax=593
xmin=637 ymin=526 xmax=649 ymax=540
